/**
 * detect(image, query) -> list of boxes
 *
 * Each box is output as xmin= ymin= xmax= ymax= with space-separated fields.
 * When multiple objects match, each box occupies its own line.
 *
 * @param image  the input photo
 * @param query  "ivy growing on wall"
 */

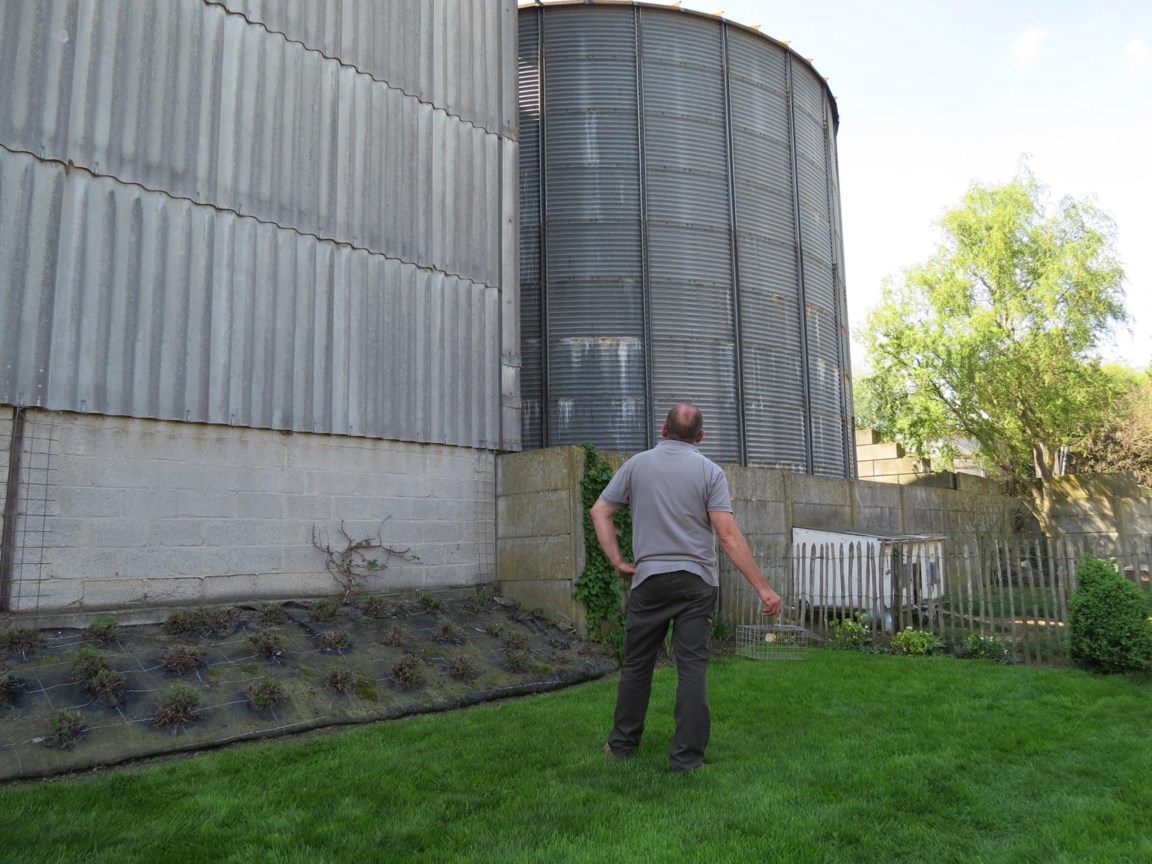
xmin=574 ymin=444 xmax=632 ymax=650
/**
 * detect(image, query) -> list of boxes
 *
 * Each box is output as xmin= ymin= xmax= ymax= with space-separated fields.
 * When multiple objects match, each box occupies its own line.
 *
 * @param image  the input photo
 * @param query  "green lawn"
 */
xmin=2 ymin=651 xmax=1150 ymax=864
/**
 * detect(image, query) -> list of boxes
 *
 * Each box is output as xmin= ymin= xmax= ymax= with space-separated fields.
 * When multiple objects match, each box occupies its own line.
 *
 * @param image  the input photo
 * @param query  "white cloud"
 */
xmin=1125 ymin=38 xmax=1150 ymax=72
xmin=1011 ymin=28 xmax=1050 ymax=71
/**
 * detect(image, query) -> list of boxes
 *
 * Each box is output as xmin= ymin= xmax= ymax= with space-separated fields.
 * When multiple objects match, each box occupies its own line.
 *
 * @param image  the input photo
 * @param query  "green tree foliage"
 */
xmin=1068 ymin=366 xmax=1152 ymax=486
xmin=857 ymin=169 xmax=1127 ymax=493
xmin=1069 ymin=556 xmax=1152 ymax=674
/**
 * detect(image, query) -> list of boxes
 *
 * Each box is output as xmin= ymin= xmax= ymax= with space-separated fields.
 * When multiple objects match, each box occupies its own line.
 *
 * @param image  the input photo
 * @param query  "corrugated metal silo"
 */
xmin=0 ymin=0 xmax=520 ymax=451
xmin=519 ymin=2 xmax=855 ymax=476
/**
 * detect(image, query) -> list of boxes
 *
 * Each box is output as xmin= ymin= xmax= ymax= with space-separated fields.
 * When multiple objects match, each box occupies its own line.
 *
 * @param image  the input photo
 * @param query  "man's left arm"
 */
xmin=590 ymin=499 xmax=637 ymax=578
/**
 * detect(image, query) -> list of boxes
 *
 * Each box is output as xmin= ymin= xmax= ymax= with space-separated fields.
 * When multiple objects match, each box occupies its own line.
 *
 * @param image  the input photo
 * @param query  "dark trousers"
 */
xmin=607 ymin=570 xmax=717 ymax=772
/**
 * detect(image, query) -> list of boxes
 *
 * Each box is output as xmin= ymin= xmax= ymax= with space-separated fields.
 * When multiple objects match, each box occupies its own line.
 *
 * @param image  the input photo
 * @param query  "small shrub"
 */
xmin=153 ymin=683 xmax=201 ymax=728
xmin=829 ymin=613 xmax=870 ymax=650
xmin=506 ymin=649 xmax=529 ymax=673
xmin=49 ymin=709 xmax=87 ymax=749
xmin=0 ymin=627 xmax=42 ymax=655
xmin=324 ymin=666 xmax=356 ymax=693
xmin=391 ymin=654 xmax=425 ymax=690
xmin=0 ymin=673 xmax=23 ymax=708
xmin=70 ymin=645 xmax=126 ymax=704
xmin=711 ymin=616 xmax=735 ymax=643
xmin=464 ymin=586 xmax=495 ymax=614
xmin=890 ymin=628 xmax=943 ymax=656
xmin=606 ymin=627 xmax=625 ymax=662
xmin=163 ymin=606 xmax=240 ymax=638
xmin=87 ymin=615 xmax=119 ymax=645
xmin=419 ymin=594 xmax=443 ymax=613
xmin=379 ymin=625 xmax=410 ymax=648
xmin=959 ymin=633 xmax=1012 ymax=662
xmin=434 ymin=619 xmax=464 ymax=645
xmin=88 ymin=667 xmax=127 ymax=707
xmin=162 ymin=645 xmax=206 ymax=675
xmin=507 ymin=649 xmax=551 ymax=675
xmin=258 ymin=604 xmax=288 ymax=626
xmin=1070 ymin=555 xmax=1152 ymax=674
xmin=69 ymin=645 xmax=109 ymax=682
xmin=311 ymin=598 xmax=341 ymax=624
xmin=360 ymin=594 xmax=392 ymax=619
xmin=246 ymin=678 xmax=285 ymax=713
xmin=319 ymin=629 xmax=351 ymax=651
xmin=447 ymin=654 xmax=479 ymax=682
xmin=504 ymin=630 xmax=529 ymax=652
xmin=486 ymin=622 xmax=506 ymax=639
xmin=248 ymin=630 xmax=288 ymax=658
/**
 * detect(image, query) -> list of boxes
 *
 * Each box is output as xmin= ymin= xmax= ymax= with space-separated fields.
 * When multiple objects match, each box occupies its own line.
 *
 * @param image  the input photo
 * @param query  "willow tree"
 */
xmin=857 ymin=169 xmax=1127 ymax=517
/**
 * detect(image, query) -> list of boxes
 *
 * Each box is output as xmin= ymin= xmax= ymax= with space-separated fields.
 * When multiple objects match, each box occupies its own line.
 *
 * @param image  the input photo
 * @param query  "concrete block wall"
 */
xmin=855 ymin=428 xmax=955 ymax=488
xmin=496 ymin=447 xmax=588 ymax=629
xmin=1039 ymin=473 xmax=1152 ymax=539
xmin=495 ymin=446 xmax=1020 ymax=632
xmin=2 ymin=409 xmax=495 ymax=614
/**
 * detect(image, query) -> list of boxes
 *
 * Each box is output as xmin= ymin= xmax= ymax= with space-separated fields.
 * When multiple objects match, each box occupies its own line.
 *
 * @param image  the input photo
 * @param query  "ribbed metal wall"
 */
xmin=0 ymin=0 xmax=519 ymax=450
xmin=519 ymin=3 xmax=854 ymax=476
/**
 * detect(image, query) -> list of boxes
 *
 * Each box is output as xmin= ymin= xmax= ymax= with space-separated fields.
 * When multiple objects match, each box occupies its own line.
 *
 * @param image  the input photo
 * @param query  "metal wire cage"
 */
xmin=735 ymin=622 xmax=818 ymax=660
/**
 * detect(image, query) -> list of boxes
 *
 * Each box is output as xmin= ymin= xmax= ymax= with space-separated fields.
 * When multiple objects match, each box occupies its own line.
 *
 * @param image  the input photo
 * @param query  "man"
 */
xmin=591 ymin=402 xmax=782 ymax=773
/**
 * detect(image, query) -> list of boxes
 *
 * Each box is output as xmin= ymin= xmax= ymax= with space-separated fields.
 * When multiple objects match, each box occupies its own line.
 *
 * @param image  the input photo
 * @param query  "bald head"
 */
xmin=663 ymin=403 xmax=704 ymax=443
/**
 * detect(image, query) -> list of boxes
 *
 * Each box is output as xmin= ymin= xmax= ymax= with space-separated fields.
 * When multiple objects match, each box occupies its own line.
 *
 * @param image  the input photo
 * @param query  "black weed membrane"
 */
xmin=0 ymin=595 xmax=615 ymax=781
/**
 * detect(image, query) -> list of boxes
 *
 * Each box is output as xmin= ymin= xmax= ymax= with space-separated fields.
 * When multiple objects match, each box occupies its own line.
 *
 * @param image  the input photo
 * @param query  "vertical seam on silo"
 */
xmin=635 ymin=6 xmax=654 ymax=451
xmin=495 ymin=0 xmax=504 ymax=452
xmin=720 ymin=24 xmax=748 ymax=467
xmin=537 ymin=7 xmax=551 ymax=448
xmin=821 ymin=98 xmax=851 ymax=479
xmin=785 ymin=55 xmax=815 ymax=475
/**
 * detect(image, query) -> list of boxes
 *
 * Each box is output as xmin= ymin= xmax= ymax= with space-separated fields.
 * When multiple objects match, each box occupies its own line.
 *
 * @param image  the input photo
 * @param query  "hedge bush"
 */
xmin=1069 ymin=556 xmax=1152 ymax=674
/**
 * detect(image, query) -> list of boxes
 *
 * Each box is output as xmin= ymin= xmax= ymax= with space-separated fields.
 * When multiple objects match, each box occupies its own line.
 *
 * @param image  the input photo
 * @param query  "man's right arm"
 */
xmin=709 ymin=511 xmax=782 ymax=616
xmin=590 ymin=498 xmax=637 ymax=578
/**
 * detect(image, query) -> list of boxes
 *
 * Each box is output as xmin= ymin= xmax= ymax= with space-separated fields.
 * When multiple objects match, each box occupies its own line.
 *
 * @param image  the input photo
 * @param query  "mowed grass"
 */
xmin=2 ymin=651 xmax=1150 ymax=864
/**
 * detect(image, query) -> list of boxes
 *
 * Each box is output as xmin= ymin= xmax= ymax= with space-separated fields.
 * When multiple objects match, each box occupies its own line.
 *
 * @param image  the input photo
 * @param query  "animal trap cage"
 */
xmin=726 ymin=544 xmax=819 ymax=659
xmin=735 ymin=623 xmax=818 ymax=660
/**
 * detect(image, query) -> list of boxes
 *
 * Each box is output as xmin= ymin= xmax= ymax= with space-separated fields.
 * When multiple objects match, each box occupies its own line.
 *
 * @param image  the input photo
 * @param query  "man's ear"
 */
xmin=660 ymin=423 xmax=670 ymax=439
xmin=695 ymin=431 xmax=705 ymax=444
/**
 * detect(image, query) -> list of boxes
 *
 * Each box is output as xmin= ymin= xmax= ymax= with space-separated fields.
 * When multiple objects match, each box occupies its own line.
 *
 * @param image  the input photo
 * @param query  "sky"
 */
xmin=636 ymin=0 xmax=1152 ymax=373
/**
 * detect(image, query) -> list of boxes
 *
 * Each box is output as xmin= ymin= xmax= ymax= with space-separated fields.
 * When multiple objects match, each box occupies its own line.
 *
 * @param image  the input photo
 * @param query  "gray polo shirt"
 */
xmin=598 ymin=439 xmax=732 ymax=589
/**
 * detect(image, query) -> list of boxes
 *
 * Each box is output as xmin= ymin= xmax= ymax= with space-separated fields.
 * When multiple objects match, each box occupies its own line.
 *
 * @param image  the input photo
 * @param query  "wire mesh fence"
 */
xmin=721 ymin=534 xmax=1152 ymax=665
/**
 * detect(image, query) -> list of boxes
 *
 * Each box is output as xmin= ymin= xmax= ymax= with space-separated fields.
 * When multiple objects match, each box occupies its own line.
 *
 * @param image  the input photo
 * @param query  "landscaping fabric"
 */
xmin=0 ymin=596 xmax=616 ymax=781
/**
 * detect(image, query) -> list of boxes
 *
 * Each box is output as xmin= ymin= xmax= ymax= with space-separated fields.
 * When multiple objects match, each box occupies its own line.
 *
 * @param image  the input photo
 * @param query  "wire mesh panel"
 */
xmin=735 ymin=623 xmax=817 ymax=660
xmin=4 ymin=410 xmax=56 ymax=615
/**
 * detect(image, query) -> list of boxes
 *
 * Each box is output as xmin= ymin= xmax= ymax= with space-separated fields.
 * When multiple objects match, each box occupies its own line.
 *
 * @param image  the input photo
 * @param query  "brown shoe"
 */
xmin=603 ymin=742 xmax=631 ymax=759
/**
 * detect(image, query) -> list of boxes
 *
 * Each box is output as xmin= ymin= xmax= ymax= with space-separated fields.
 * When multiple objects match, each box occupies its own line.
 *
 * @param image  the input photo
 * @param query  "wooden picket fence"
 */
xmin=723 ymin=535 xmax=1152 ymax=665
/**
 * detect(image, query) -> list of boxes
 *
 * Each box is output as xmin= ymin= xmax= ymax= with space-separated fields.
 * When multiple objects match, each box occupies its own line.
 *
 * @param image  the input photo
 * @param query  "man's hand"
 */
xmin=759 ymin=586 xmax=782 ymax=617
xmin=614 ymin=560 xmax=637 ymax=578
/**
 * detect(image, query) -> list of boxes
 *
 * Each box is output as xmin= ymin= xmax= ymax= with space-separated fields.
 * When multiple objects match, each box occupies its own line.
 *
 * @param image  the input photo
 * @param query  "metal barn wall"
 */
xmin=0 ymin=0 xmax=520 ymax=451
xmin=519 ymin=3 xmax=855 ymax=476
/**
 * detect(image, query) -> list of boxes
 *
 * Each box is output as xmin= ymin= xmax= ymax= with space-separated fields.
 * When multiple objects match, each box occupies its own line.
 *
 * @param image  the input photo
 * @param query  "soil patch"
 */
xmin=0 ymin=592 xmax=617 ymax=782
